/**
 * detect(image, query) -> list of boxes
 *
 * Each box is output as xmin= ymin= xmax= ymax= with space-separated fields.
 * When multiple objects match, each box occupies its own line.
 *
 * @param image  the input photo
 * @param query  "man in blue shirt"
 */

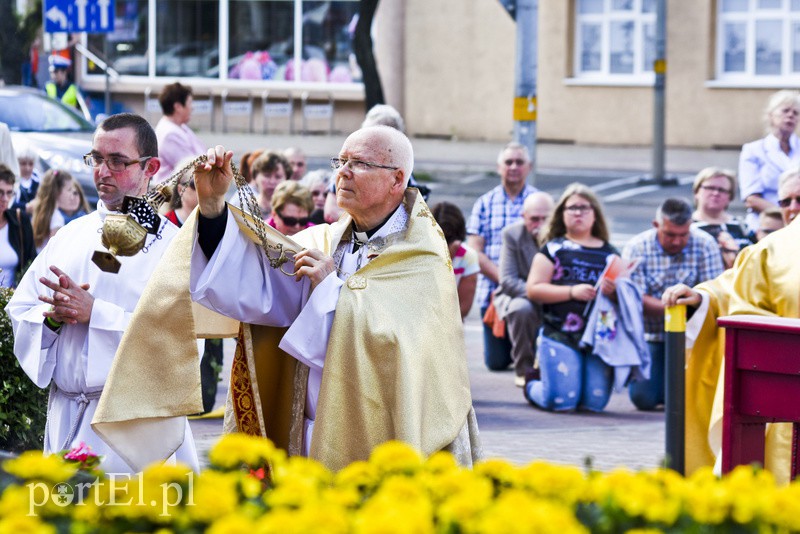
xmin=467 ymin=142 xmax=538 ymax=373
xmin=622 ymin=197 xmax=724 ymax=410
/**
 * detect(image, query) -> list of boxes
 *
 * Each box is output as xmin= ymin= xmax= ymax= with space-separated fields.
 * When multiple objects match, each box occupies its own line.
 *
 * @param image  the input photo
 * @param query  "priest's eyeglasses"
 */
xmin=84 ymin=153 xmax=153 ymax=172
xmin=330 ymin=157 xmax=398 ymax=173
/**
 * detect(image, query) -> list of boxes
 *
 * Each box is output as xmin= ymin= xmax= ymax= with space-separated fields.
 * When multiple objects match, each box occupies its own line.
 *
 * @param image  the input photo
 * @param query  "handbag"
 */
xmin=482 ymin=294 xmax=506 ymax=338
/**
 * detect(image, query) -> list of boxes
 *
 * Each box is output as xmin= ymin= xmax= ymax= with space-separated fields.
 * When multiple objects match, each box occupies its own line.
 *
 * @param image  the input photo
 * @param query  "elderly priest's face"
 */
xmin=334 ymin=126 xmax=409 ymax=230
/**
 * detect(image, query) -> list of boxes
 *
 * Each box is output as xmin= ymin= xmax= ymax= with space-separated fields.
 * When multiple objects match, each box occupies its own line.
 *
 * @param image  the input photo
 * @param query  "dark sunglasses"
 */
xmin=276 ymin=212 xmax=309 ymax=226
xmin=777 ymin=196 xmax=800 ymax=208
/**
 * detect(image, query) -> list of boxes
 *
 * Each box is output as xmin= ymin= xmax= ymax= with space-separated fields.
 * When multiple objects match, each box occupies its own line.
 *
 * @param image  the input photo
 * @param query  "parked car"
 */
xmin=0 ymin=86 xmax=98 ymax=208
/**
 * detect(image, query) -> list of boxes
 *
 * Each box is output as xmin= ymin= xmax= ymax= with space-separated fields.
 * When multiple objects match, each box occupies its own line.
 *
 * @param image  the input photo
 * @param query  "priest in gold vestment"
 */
xmin=95 ymin=125 xmax=481 ymax=472
xmin=664 ymin=173 xmax=800 ymax=484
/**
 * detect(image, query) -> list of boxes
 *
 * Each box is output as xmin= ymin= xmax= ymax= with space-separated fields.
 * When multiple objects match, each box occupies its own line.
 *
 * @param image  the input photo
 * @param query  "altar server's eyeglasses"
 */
xmin=778 ymin=196 xmax=800 ymax=208
xmin=84 ymin=153 xmax=153 ymax=172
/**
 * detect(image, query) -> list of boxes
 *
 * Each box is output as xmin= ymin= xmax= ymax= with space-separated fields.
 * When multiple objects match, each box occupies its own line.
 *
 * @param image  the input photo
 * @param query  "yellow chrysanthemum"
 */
xmin=368 ymin=441 xmax=424 ymax=477
xmin=3 ymin=452 xmax=77 ymax=483
xmin=0 ymin=514 xmax=56 ymax=534
xmin=186 ymin=471 xmax=240 ymax=523
xmin=470 ymin=489 xmax=587 ymax=534
xmin=206 ymin=514 xmax=257 ymax=534
xmin=517 ymin=461 xmax=588 ymax=505
xmin=334 ymin=460 xmax=378 ymax=493
xmin=473 ymin=458 xmax=521 ymax=494
xmin=208 ymin=434 xmax=285 ymax=470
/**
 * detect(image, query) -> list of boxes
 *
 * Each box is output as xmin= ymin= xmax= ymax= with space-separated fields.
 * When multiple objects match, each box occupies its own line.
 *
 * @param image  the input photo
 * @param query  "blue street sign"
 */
xmin=44 ymin=0 xmax=115 ymax=34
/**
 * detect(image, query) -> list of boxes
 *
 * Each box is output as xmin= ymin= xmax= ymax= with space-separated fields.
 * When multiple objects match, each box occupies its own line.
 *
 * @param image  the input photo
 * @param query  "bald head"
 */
xmin=335 ymin=125 xmax=414 ymax=230
xmin=345 ymin=125 xmax=414 ymax=186
xmin=522 ymin=191 xmax=554 ymax=237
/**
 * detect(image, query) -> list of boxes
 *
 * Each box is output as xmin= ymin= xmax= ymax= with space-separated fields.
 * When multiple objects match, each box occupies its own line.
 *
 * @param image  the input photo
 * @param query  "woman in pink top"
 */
xmin=153 ymin=82 xmax=206 ymax=184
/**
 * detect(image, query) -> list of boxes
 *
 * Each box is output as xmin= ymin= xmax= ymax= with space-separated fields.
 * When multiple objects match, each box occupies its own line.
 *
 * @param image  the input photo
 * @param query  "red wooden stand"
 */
xmin=718 ymin=315 xmax=800 ymax=480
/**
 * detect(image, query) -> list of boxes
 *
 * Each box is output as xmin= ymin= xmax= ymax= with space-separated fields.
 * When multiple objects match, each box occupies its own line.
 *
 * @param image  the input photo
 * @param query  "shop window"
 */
xmin=574 ymin=0 xmax=655 ymax=81
xmin=717 ymin=0 xmax=800 ymax=82
xmin=86 ymin=0 xmax=360 ymax=84
xmin=87 ymin=0 xmax=149 ymax=76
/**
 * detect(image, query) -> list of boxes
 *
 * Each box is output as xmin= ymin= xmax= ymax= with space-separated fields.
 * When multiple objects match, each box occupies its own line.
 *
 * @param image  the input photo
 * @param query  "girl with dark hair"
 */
xmin=432 ymin=201 xmax=479 ymax=319
xmin=0 ymin=164 xmax=36 ymax=287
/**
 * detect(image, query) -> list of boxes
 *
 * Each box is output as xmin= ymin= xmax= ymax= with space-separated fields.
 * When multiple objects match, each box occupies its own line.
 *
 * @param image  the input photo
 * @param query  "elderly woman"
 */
xmin=14 ymin=145 xmax=40 ymax=215
xmin=268 ymin=180 xmax=313 ymax=236
xmin=0 ymin=164 xmax=36 ymax=287
xmin=524 ymin=183 xmax=619 ymax=412
xmin=690 ymin=167 xmax=751 ymax=269
xmin=739 ymin=90 xmax=800 ymax=232
xmin=301 ymin=169 xmax=330 ymax=224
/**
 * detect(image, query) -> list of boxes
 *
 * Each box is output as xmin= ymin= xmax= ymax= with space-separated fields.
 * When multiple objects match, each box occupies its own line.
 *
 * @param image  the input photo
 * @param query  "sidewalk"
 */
xmin=196 ymin=131 xmax=741 ymax=175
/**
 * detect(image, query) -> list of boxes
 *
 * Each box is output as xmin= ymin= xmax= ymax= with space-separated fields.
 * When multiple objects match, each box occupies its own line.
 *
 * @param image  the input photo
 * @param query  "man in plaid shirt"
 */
xmin=622 ymin=197 xmax=724 ymax=411
xmin=467 ymin=142 xmax=538 ymax=371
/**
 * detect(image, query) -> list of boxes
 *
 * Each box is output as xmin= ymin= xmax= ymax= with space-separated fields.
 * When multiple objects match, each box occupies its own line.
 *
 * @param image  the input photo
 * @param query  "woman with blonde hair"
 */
xmin=738 ymin=90 xmax=800 ymax=231
xmin=691 ymin=167 xmax=751 ymax=268
xmin=268 ymin=180 xmax=314 ymax=236
xmin=525 ymin=183 xmax=618 ymax=412
xmin=32 ymin=169 xmax=89 ymax=251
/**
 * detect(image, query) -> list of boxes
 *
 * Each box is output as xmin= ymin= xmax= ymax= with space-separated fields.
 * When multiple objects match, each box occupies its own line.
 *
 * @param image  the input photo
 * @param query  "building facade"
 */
xmin=53 ymin=0 xmax=800 ymax=146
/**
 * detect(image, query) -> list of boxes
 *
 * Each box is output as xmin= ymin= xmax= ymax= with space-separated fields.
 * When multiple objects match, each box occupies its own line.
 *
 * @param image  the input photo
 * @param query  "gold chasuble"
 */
xmin=229 ymin=189 xmax=478 ymax=471
xmin=700 ymin=219 xmax=800 ymax=485
xmin=684 ymin=249 xmax=749 ymax=475
xmin=94 ymin=189 xmax=479 ymax=472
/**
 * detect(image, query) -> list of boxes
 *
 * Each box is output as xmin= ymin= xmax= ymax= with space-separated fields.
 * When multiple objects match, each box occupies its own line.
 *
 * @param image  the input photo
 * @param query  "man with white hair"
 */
xmin=467 ymin=142 xmax=538 ymax=372
xmin=492 ymin=191 xmax=554 ymax=386
xmin=185 ymin=125 xmax=481 ymax=470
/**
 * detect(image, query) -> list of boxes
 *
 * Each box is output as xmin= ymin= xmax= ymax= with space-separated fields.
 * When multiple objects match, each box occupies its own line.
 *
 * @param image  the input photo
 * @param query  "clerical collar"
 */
xmin=352 ymin=211 xmax=396 ymax=251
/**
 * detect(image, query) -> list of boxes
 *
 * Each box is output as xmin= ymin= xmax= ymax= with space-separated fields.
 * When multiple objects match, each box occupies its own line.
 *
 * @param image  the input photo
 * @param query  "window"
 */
xmin=86 ymin=0 xmax=361 ymax=85
xmin=574 ymin=0 xmax=656 ymax=82
xmin=717 ymin=0 xmax=800 ymax=82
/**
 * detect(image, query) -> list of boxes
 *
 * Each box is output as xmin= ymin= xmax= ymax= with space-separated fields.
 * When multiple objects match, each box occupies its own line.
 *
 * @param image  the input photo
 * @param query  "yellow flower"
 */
xmin=335 ymin=460 xmax=378 ymax=493
xmin=424 ymin=451 xmax=459 ymax=474
xmin=349 ymin=475 xmax=435 ymax=534
xmin=3 ymin=452 xmax=77 ymax=483
xmin=207 ymin=514 xmax=257 ymax=534
xmin=0 ymin=514 xmax=56 ymax=534
xmin=470 ymin=490 xmax=587 ymax=534
xmin=517 ymin=462 xmax=587 ymax=505
xmin=368 ymin=441 xmax=424 ymax=477
xmin=186 ymin=471 xmax=240 ymax=523
xmin=208 ymin=434 xmax=285 ymax=470
xmin=474 ymin=458 xmax=521 ymax=494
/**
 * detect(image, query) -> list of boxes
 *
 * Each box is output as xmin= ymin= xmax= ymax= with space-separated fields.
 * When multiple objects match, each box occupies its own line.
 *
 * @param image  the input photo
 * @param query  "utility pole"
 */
xmin=513 ymin=0 xmax=538 ymax=183
xmin=651 ymin=0 xmax=675 ymax=185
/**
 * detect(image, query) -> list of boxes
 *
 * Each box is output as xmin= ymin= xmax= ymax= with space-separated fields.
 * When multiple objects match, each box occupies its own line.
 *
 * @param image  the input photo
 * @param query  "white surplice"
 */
xmin=190 ymin=205 xmax=407 ymax=455
xmin=6 ymin=202 xmax=199 ymax=474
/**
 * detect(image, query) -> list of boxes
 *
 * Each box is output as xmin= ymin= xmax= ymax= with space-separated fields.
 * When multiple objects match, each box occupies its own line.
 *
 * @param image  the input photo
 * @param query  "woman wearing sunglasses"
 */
xmin=268 ymin=180 xmax=314 ymax=236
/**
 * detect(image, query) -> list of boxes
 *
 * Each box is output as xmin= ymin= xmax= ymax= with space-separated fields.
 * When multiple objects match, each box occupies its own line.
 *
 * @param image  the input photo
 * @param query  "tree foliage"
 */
xmin=0 ymin=287 xmax=48 ymax=452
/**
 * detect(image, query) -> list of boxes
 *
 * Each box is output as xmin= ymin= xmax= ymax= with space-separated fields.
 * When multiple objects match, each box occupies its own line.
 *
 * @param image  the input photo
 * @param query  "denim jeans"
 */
xmin=524 ymin=333 xmax=613 ymax=412
xmin=481 ymin=305 xmax=513 ymax=371
xmin=628 ymin=341 xmax=665 ymax=410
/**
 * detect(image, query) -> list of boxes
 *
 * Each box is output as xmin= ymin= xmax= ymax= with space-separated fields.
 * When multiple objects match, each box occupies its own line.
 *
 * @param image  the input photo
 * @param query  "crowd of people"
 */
xmin=1 ymin=82 xmax=798 ymax=481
